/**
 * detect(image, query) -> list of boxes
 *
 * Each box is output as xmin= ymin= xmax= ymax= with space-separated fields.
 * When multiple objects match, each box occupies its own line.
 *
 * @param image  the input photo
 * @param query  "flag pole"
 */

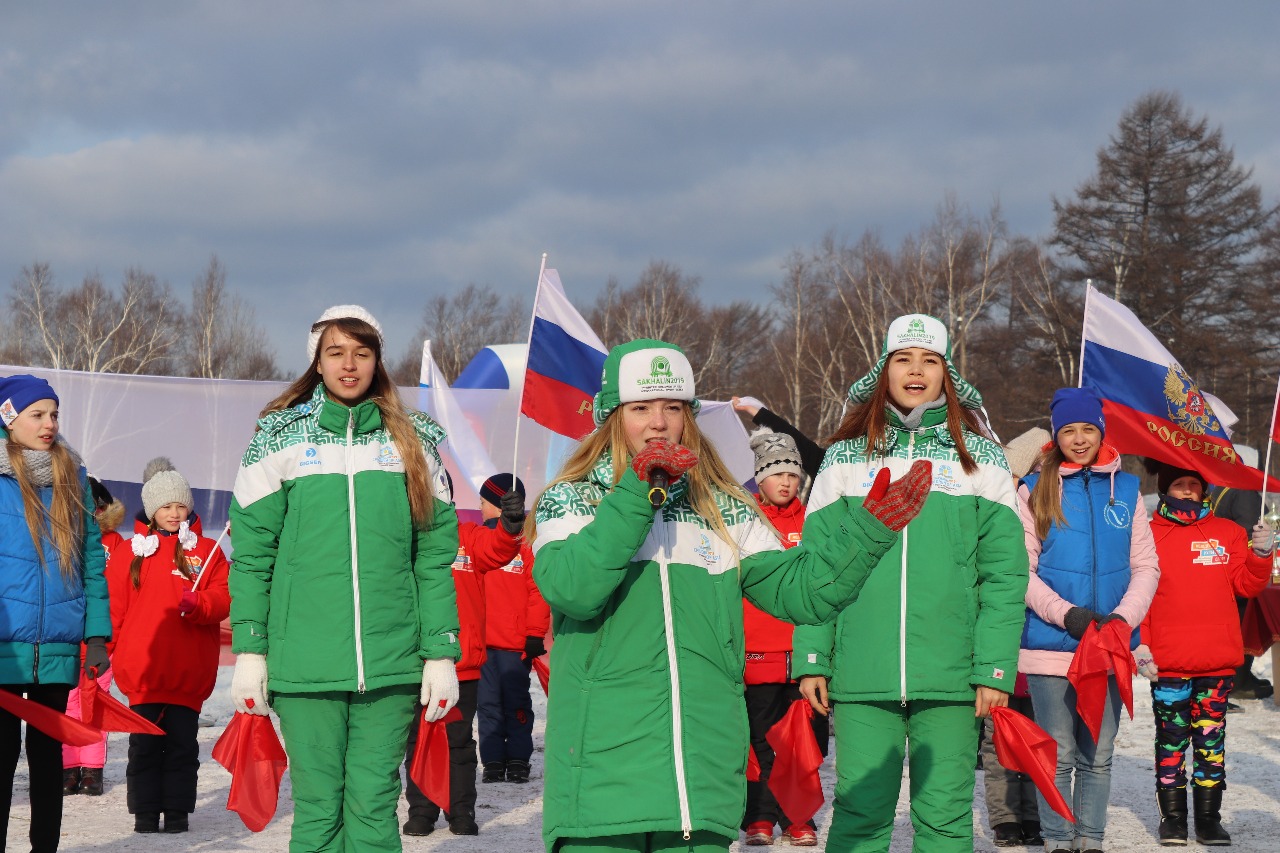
xmin=1261 ymin=373 xmax=1280 ymax=526
xmin=512 ymin=253 xmax=548 ymax=482
xmin=1077 ymin=281 xmax=1093 ymax=388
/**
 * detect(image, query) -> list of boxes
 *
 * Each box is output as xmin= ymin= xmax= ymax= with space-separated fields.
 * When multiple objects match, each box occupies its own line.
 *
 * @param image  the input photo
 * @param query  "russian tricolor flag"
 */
xmin=1081 ymin=284 xmax=1279 ymax=491
xmin=520 ymin=268 xmax=607 ymax=439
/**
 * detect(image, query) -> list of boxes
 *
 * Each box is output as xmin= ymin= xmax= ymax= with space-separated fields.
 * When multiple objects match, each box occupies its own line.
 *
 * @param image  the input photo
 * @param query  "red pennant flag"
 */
xmin=532 ymin=656 xmax=550 ymax=696
xmin=991 ymin=706 xmax=1075 ymax=823
xmin=0 ymin=688 xmax=101 ymax=746
xmin=212 ymin=711 xmax=288 ymax=832
xmin=764 ymin=700 xmax=825 ymax=825
xmin=746 ymin=745 xmax=761 ymax=782
xmin=409 ymin=706 xmax=463 ymax=810
xmin=78 ymin=672 xmax=164 ymax=735
xmin=1066 ymin=619 xmax=1136 ymax=744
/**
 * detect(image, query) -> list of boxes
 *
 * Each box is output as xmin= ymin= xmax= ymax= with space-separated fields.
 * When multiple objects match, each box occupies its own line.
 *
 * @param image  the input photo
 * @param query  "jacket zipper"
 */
xmin=346 ymin=410 xmax=367 ymax=692
xmin=657 ymin=514 xmax=693 ymax=838
xmin=900 ymin=434 xmax=916 ymax=706
xmin=34 ymin=539 xmax=45 ymax=683
xmin=1084 ymin=470 xmax=1097 ymax=612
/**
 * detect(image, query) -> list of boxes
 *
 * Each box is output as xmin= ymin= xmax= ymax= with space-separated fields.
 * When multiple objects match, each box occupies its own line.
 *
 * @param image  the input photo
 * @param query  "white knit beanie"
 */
xmin=140 ymin=457 xmax=194 ymax=519
xmin=750 ymin=430 xmax=804 ymax=484
xmin=306 ymin=305 xmax=384 ymax=362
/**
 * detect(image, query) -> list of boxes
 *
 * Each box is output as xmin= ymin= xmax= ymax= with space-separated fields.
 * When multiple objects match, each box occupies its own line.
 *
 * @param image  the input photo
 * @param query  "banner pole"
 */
xmin=1261 ymin=373 xmax=1280 ymax=526
xmin=1078 ymin=281 xmax=1093 ymax=388
xmin=512 ymin=253 xmax=548 ymax=481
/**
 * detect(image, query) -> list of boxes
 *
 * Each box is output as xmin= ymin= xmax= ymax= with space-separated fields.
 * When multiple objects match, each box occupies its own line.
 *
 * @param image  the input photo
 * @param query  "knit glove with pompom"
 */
xmin=861 ymin=460 xmax=933 ymax=532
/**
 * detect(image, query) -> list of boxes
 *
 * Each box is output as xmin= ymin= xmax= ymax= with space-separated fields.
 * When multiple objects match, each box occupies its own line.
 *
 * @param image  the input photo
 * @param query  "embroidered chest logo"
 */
xmin=932 ymin=463 xmax=960 ymax=492
xmin=1104 ymin=502 xmax=1133 ymax=529
xmin=1190 ymin=539 xmax=1228 ymax=566
xmin=693 ymin=534 xmax=720 ymax=567
xmin=173 ymin=555 xmax=204 ymax=579
xmin=377 ymin=444 xmax=401 ymax=467
xmin=299 ymin=446 xmax=322 ymax=468
xmin=787 ymin=532 xmax=802 ymax=545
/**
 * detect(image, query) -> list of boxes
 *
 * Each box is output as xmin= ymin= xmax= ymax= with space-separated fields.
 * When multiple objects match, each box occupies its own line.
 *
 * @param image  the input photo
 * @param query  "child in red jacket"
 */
xmin=107 ymin=461 xmax=229 ymax=834
xmin=1139 ymin=464 xmax=1273 ymax=846
xmin=742 ymin=431 xmax=827 ymax=848
xmin=477 ymin=474 xmax=551 ymax=786
xmin=402 ymin=477 xmax=523 ymax=837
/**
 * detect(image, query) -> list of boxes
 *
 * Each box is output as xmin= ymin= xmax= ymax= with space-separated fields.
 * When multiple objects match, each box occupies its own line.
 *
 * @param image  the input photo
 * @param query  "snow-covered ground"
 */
xmin=8 ymin=657 xmax=1278 ymax=852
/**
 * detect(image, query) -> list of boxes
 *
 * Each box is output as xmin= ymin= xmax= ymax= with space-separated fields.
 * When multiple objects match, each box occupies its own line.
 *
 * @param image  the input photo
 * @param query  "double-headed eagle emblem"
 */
xmin=1163 ymin=364 xmax=1221 ymax=436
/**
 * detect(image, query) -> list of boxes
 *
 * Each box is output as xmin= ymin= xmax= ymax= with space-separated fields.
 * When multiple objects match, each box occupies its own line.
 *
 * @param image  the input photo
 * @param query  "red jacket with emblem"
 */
xmin=742 ymin=496 xmax=806 ymax=683
xmin=454 ymin=520 xmax=522 ymax=679
xmin=107 ymin=529 xmax=230 ymax=710
xmin=1141 ymin=510 xmax=1272 ymax=678
xmin=483 ymin=536 xmax=549 ymax=652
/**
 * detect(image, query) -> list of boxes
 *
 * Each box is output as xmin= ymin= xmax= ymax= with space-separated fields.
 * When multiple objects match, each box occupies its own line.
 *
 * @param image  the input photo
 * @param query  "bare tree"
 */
xmin=8 ymin=264 xmax=182 ymax=374
xmin=183 ymin=256 xmax=279 ymax=380
xmin=392 ymin=283 xmax=527 ymax=385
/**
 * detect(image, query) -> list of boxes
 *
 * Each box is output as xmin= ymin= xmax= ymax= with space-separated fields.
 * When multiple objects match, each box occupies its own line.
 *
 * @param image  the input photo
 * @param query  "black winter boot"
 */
xmin=1192 ymin=786 xmax=1231 ymax=845
xmin=1156 ymin=787 xmax=1188 ymax=845
xmin=78 ymin=767 xmax=104 ymax=796
xmin=61 ymin=767 xmax=81 ymax=796
xmin=506 ymin=758 xmax=531 ymax=783
xmin=482 ymin=762 xmax=505 ymax=783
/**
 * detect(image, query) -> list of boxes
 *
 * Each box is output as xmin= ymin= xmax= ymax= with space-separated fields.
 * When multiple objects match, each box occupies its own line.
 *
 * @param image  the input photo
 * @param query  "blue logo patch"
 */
xmin=693 ymin=534 xmax=721 ymax=567
xmin=1103 ymin=502 xmax=1132 ymax=530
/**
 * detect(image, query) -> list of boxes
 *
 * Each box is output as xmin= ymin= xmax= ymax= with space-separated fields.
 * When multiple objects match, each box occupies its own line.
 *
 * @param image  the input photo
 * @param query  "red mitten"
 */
xmin=631 ymin=440 xmax=699 ymax=484
xmin=862 ymin=460 xmax=932 ymax=531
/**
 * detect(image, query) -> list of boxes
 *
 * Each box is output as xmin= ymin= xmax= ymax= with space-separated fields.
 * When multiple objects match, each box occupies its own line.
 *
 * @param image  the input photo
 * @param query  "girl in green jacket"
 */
xmin=228 ymin=305 xmax=461 ymax=852
xmin=793 ymin=314 xmax=1029 ymax=853
xmin=530 ymin=338 xmax=932 ymax=853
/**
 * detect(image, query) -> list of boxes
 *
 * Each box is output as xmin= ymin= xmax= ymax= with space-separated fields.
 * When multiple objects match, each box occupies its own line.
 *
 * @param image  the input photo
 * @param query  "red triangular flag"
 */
xmin=1066 ymin=619 xmax=1136 ymax=743
xmin=746 ymin=745 xmax=761 ymax=782
xmin=532 ymin=656 xmax=550 ymax=696
xmin=0 ymin=688 xmax=101 ymax=746
xmin=991 ymin=706 xmax=1075 ymax=823
xmin=409 ymin=706 xmax=463 ymax=810
xmin=78 ymin=672 xmax=164 ymax=735
xmin=212 ymin=711 xmax=288 ymax=832
xmin=764 ymin=700 xmax=824 ymax=825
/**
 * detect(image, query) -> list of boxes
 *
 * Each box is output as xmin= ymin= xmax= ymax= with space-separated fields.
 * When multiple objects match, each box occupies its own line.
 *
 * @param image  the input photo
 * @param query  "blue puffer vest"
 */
xmin=1021 ymin=466 xmax=1141 ymax=652
xmin=0 ymin=467 xmax=105 ymax=685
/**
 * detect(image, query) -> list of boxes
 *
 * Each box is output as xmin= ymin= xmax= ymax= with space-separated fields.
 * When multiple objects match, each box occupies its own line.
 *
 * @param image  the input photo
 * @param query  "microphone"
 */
xmin=648 ymin=468 xmax=671 ymax=508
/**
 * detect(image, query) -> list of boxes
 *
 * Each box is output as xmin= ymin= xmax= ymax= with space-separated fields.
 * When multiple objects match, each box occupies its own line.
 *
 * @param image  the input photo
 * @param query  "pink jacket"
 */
xmin=1016 ymin=446 xmax=1161 ymax=676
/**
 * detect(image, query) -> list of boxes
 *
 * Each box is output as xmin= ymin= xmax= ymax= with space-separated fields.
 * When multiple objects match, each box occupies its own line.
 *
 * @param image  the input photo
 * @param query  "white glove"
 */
xmin=1252 ymin=523 xmax=1274 ymax=556
xmin=231 ymin=653 xmax=271 ymax=715
xmin=1134 ymin=644 xmax=1159 ymax=682
xmin=420 ymin=658 xmax=460 ymax=722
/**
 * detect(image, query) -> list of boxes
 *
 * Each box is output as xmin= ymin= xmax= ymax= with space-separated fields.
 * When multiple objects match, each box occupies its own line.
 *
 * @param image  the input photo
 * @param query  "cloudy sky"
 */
xmin=3 ymin=2 xmax=1279 ymax=373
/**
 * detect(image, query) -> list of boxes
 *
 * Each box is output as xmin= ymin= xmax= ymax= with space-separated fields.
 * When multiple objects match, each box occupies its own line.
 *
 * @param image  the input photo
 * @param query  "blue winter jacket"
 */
xmin=1020 ymin=465 xmax=1141 ymax=652
xmin=0 ymin=457 xmax=110 ymax=685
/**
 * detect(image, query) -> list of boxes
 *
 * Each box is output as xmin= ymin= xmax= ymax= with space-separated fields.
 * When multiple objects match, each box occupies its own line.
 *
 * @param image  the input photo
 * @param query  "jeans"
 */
xmin=1026 ymin=674 xmax=1121 ymax=850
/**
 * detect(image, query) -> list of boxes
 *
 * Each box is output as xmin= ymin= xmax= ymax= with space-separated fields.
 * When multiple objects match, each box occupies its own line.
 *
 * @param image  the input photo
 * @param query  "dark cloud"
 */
xmin=3 ymin=2 xmax=1279 ymax=372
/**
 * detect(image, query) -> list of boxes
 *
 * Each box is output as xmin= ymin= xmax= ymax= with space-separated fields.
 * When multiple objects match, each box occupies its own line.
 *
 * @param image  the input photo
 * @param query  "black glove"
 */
xmin=1098 ymin=612 xmax=1128 ymax=628
xmin=523 ymin=635 xmax=546 ymax=660
xmin=1063 ymin=607 xmax=1104 ymax=641
xmin=500 ymin=489 xmax=526 ymax=535
xmin=84 ymin=637 xmax=110 ymax=678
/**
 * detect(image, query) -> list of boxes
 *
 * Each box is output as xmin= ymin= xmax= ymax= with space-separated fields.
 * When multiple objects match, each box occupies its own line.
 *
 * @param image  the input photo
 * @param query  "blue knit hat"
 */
xmin=1050 ymin=387 xmax=1106 ymax=438
xmin=0 ymin=374 xmax=59 ymax=428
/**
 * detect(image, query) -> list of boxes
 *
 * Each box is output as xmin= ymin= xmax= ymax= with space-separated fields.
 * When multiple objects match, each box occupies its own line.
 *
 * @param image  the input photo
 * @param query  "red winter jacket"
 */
xmin=454 ymin=521 xmax=522 ymax=679
xmin=1141 ymin=510 xmax=1272 ymax=678
xmin=483 ymin=535 xmax=549 ymax=653
xmin=742 ymin=496 xmax=805 ymax=683
xmin=107 ymin=530 xmax=230 ymax=710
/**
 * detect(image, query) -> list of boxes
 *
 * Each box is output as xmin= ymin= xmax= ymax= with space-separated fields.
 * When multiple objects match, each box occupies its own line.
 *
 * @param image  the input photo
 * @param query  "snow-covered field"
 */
xmin=8 ymin=657 xmax=1279 ymax=852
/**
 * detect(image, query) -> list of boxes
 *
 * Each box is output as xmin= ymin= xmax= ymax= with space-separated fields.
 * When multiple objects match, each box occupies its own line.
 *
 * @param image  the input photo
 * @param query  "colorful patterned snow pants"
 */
xmin=1151 ymin=676 xmax=1232 ymax=790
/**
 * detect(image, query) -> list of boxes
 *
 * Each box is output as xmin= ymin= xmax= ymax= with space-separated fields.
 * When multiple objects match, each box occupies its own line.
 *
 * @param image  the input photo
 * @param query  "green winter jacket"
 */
xmin=793 ymin=406 xmax=1028 ymax=702
xmin=229 ymin=385 xmax=460 ymax=694
xmin=532 ymin=455 xmax=896 ymax=849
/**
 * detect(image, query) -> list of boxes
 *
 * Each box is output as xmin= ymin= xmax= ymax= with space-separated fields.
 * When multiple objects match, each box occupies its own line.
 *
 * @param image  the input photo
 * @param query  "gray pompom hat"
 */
xmin=140 ymin=457 xmax=194 ymax=519
xmin=846 ymin=314 xmax=982 ymax=410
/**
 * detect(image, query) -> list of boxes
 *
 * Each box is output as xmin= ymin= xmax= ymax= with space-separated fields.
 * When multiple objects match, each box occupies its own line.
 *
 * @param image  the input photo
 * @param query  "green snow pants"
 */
xmin=827 ymin=699 xmax=980 ymax=853
xmin=274 ymin=684 xmax=417 ymax=853
xmin=554 ymin=830 xmax=729 ymax=852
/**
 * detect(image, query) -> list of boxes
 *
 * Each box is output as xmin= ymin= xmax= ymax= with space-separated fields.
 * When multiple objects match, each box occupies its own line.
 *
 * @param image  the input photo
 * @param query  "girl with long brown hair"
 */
xmin=529 ymin=338 xmax=927 ymax=853
xmin=0 ymin=374 xmax=110 ymax=853
xmin=227 ymin=305 xmax=461 ymax=851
